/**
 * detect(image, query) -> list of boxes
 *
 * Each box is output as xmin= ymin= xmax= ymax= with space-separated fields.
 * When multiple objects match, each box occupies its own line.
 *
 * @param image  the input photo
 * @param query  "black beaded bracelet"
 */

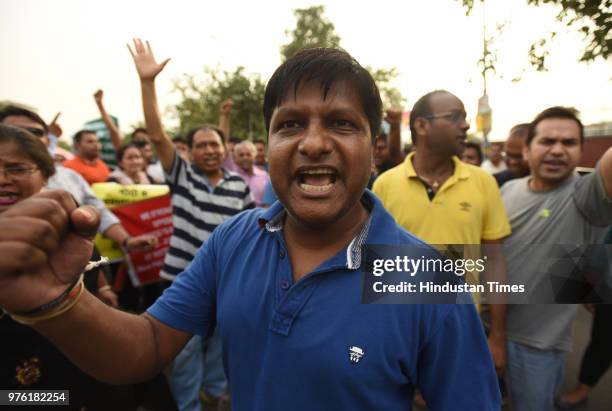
xmin=13 ymin=274 xmax=83 ymax=317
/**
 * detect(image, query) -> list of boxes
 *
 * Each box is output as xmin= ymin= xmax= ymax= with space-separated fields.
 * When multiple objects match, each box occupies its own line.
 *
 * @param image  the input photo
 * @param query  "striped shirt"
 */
xmin=161 ymin=152 xmax=255 ymax=281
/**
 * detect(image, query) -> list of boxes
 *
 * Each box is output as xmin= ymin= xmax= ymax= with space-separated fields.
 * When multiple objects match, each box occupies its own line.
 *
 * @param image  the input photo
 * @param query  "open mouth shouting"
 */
xmin=296 ymin=167 xmax=338 ymax=195
xmin=0 ymin=191 xmax=19 ymax=206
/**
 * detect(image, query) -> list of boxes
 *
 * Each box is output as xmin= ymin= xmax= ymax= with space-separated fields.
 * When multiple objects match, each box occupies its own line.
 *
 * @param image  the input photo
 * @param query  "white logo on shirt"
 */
xmin=349 ymin=346 xmax=365 ymax=364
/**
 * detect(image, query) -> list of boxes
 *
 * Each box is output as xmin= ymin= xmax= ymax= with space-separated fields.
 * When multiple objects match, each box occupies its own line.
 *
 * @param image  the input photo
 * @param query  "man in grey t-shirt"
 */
xmin=501 ymin=106 xmax=612 ymax=411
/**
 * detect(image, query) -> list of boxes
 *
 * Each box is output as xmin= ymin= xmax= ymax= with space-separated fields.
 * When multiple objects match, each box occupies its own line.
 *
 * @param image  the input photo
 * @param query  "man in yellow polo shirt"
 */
xmin=373 ymin=90 xmax=511 ymax=377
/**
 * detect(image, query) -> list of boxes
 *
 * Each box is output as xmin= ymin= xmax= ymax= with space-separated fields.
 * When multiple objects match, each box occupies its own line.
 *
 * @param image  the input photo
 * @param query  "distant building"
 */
xmin=581 ymin=122 xmax=612 ymax=168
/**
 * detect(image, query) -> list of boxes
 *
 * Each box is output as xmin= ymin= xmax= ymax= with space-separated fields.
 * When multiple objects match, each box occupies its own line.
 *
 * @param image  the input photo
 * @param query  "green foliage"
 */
xmin=282 ymin=5 xmax=406 ymax=109
xmin=56 ymin=140 xmax=72 ymax=152
xmin=366 ymin=67 xmax=407 ymax=109
xmin=171 ymin=67 xmax=266 ymax=140
xmin=527 ymin=0 xmax=610 ymax=63
xmin=460 ymin=0 xmax=611 ymax=70
xmin=280 ymin=5 xmax=341 ymax=61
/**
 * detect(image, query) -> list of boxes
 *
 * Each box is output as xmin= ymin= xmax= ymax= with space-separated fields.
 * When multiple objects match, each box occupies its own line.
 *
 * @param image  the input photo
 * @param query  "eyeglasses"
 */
xmin=0 ymin=166 xmax=39 ymax=178
xmin=423 ymin=111 xmax=468 ymax=124
xmin=23 ymin=127 xmax=46 ymax=138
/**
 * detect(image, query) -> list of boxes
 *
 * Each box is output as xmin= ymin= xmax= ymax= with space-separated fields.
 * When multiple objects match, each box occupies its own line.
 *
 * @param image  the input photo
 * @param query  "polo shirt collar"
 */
xmin=403 ymin=152 xmax=471 ymax=189
xmin=257 ymin=191 xmax=398 ymax=269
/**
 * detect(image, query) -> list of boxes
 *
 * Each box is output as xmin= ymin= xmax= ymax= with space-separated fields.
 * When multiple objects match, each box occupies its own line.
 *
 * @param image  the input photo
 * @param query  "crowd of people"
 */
xmin=0 ymin=39 xmax=611 ymax=411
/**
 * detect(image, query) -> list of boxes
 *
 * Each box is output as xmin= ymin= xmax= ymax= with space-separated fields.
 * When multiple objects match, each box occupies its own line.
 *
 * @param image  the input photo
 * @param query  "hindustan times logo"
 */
xmin=372 ymin=256 xmax=487 ymax=277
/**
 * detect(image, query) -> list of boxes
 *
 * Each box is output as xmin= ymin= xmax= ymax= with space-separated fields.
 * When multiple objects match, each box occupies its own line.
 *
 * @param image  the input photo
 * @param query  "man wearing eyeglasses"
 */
xmin=373 ymin=89 xmax=511 ymax=378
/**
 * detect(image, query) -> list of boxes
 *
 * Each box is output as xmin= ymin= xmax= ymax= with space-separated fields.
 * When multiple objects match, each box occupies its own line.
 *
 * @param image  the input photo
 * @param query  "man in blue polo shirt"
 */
xmin=0 ymin=45 xmax=500 ymax=410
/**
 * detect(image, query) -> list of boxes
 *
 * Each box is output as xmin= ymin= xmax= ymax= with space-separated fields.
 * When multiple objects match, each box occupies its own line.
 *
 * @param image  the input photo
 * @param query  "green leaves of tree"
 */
xmin=171 ymin=67 xmax=266 ymax=140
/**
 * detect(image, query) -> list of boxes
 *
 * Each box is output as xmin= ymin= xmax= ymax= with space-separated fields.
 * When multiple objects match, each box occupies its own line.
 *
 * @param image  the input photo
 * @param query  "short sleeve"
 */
xmin=573 ymin=167 xmax=612 ymax=227
xmin=417 ymin=304 xmax=501 ymax=410
xmin=164 ymin=151 xmax=186 ymax=187
xmin=481 ymin=174 xmax=512 ymax=240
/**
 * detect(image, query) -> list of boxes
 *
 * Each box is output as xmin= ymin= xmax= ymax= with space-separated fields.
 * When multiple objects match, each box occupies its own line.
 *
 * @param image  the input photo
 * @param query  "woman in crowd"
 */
xmin=107 ymin=143 xmax=154 ymax=184
xmin=0 ymin=124 xmax=137 ymax=410
xmin=106 ymin=142 xmax=169 ymax=314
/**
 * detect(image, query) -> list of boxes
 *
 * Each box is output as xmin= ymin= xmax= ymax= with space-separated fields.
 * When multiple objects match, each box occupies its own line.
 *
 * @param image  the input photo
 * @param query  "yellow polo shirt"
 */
xmin=373 ymin=152 xmax=511 ymax=245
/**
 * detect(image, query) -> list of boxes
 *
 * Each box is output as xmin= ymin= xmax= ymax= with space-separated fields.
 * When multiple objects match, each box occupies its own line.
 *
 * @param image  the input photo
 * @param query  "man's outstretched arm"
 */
xmin=0 ymin=190 xmax=190 ymax=384
xmin=93 ymin=89 xmax=123 ymax=151
xmin=218 ymin=98 xmax=233 ymax=143
xmin=599 ymin=146 xmax=612 ymax=198
xmin=34 ymin=292 xmax=190 ymax=384
xmin=128 ymin=38 xmax=175 ymax=172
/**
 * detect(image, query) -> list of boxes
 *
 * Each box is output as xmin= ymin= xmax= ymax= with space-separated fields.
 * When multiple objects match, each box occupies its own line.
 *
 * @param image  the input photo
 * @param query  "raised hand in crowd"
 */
xmin=0 ymin=189 xmax=191 ymax=384
xmin=127 ymin=38 xmax=174 ymax=171
xmin=384 ymin=108 xmax=405 ymax=166
xmin=93 ymin=89 xmax=122 ymax=150
xmin=48 ymin=112 xmax=62 ymax=137
xmin=128 ymin=38 xmax=170 ymax=82
xmin=219 ymin=98 xmax=233 ymax=141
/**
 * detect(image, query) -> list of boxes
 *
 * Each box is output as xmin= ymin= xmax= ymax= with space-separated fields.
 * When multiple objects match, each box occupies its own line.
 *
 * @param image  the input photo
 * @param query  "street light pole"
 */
xmin=476 ymin=0 xmax=492 ymax=149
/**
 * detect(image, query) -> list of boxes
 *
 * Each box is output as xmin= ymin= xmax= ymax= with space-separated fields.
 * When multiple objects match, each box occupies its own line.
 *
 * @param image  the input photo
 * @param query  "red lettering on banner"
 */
xmin=110 ymin=194 xmax=173 ymax=286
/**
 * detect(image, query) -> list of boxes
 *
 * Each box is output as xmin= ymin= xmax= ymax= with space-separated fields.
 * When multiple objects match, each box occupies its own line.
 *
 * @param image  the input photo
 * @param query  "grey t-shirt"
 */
xmin=502 ymin=169 xmax=612 ymax=351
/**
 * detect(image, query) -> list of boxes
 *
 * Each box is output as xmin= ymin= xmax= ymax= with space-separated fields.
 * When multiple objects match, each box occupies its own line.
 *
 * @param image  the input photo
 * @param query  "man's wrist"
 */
xmin=121 ymin=236 xmax=132 ymax=249
xmin=7 ymin=274 xmax=85 ymax=324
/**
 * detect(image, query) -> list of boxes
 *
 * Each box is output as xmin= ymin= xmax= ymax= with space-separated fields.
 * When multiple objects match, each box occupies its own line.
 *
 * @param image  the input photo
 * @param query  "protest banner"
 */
xmin=91 ymin=183 xmax=172 ymax=285
xmin=110 ymin=195 xmax=173 ymax=286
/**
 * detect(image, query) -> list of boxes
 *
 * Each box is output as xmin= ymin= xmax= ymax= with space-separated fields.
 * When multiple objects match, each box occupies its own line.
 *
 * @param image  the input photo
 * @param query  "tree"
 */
xmin=367 ymin=67 xmax=407 ymax=109
xmin=171 ymin=66 xmax=266 ymax=140
xmin=282 ymin=5 xmax=406 ymax=109
xmin=280 ymin=5 xmax=341 ymax=61
xmin=461 ymin=0 xmax=611 ymax=70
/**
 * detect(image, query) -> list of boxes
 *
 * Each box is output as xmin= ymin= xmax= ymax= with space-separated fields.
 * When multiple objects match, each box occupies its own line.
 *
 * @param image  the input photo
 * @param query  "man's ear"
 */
xmin=413 ymin=118 xmax=428 ymax=141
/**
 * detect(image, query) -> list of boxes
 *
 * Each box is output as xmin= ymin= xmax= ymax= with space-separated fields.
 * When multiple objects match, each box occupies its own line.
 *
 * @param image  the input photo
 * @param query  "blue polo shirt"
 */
xmin=148 ymin=191 xmax=500 ymax=410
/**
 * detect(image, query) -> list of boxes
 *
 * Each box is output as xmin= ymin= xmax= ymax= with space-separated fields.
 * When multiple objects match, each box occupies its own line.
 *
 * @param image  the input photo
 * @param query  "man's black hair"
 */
xmin=464 ymin=141 xmax=483 ymax=163
xmin=263 ymin=47 xmax=382 ymax=140
xmin=0 ymin=105 xmax=48 ymax=133
xmin=509 ymin=123 xmax=530 ymax=139
xmin=131 ymin=127 xmax=148 ymax=138
xmin=172 ymin=135 xmax=187 ymax=144
xmin=409 ymin=90 xmax=451 ymax=145
xmin=185 ymin=125 xmax=226 ymax=149
xmin=73 ymin=129 xmax=97 ymax=145
xmin=228 ymin=136 xmax=242 ymax=145
xmin=252 ymin=138 xmax=266 ymax=146
xmin=527 ymin=107 xmax=583 ymax=146
xmin=116 ymin=143 xmax=141 ymax=164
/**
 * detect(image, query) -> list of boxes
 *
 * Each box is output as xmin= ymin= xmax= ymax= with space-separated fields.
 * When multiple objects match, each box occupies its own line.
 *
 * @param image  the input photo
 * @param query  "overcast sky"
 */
xmin=1 ymin=0 xmax=610 ymax=142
